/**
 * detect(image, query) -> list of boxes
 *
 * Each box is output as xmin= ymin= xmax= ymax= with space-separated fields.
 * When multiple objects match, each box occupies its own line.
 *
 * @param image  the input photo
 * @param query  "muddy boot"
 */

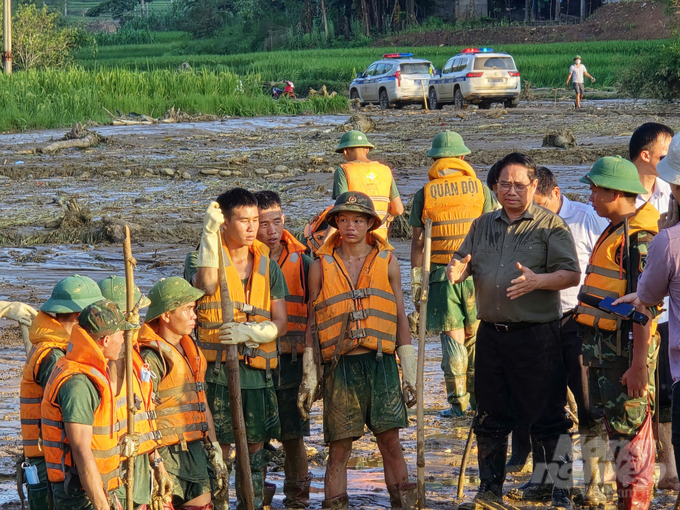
xmin=476 ymin=435 xmax=508 ymax=500
xmin=464 ymin=330 xmax=477 ymax=411
xmin=283 ymin=476 xmax=311 ymax=508
xmin=440 ymin=334 xmax=470 ymax=417
xmin=236 ymin=449 xmax=268 ymax=510
xmin=322 ymin=493 xmax=349 ymax=509
xmin=264 ymin=481 xmax=276 ymax=507
xmin=581 ymin=433 xmax=607 ymax=507
xmin=508 ymin=436 xmax=553 ymax=501
xmin=506 ymin=427 xmax=531 ymax=473
xmin=543 ymin=436 xmax=573 ymax=510
xmin=386 ymin=482 xmax=417 ymax=510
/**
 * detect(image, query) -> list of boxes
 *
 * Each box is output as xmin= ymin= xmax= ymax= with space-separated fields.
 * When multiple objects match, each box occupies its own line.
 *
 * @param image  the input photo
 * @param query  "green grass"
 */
xmin=0 ymin=67 xmax=348 ymax=131
xmin=75 ymin=39 xmax=671 ymax=93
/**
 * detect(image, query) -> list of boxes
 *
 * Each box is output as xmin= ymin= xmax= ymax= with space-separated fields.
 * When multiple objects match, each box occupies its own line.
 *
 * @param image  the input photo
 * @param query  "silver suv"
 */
xmin=428 ymin=48 xmax=521 ymax=110
xmin=349 ymin=53 xmax=433 ymax=110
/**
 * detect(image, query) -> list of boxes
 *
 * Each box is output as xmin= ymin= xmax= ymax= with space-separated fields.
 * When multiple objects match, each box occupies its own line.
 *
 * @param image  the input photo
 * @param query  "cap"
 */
xmin=326 ymin=191 xmax=382 ymax=231
xmin=79 ymin=299 xmax=138 ymax=340
xmin=579 ymin=156 xmax=647 ymax=194
xmin=145 ymin=277 xmax=205 ymax=322
xmin=426 ymin=131 xmax=471 ymax=159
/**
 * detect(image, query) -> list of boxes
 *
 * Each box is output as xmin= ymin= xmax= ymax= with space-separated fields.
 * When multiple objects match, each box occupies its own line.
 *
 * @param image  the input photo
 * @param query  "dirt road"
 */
xmin=1 ymin=98 xmax=679 ymax=509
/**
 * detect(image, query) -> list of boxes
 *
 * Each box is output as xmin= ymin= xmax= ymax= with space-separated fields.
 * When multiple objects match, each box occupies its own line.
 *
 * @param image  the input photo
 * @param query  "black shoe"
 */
xmin=506 ymin=452 xmax=531 ymax=474
xmin=551 ymin=488 xmax=574 ymax=510
xmin=507 ymin=481 xmax=554 ymax=501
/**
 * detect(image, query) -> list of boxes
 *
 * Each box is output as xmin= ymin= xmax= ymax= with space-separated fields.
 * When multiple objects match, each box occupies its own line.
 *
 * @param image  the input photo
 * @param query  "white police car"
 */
xmin=428 ymin=48 xmax=521 ymax=110
xmin=349 ymin=53 xmax=434 ymax=110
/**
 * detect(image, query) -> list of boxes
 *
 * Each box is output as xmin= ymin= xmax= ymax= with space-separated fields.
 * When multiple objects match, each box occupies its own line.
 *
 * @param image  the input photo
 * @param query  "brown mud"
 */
xmin=1 ymin=98 xmax=680 ymax=509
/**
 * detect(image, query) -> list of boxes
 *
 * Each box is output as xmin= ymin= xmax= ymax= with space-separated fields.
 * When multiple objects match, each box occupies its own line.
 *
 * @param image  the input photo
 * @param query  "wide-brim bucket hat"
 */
xmin=326 ymin=191 xmax=382 ymax=231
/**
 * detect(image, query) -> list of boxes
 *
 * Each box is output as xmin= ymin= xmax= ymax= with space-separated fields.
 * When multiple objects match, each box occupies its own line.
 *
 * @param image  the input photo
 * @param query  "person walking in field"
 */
xmin=566 ymin=55 xmax=595 ymax=109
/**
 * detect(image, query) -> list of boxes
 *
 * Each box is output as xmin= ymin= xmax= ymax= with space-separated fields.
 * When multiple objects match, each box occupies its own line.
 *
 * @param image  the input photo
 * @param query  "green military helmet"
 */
xmin=334 ymin=130 xmax=375 ymax=153
xmin=426 ymin=131 xmax=471 ymax=159
xmin=326 ymin=191 xmax=382 ymax=231
xmin=579 ymin=156 xmax=647 ymax=194
xmin=79 ymin=299 xmax=138 ymax=340
xmin=41 ymin=275 xmax=103 ymax=314
xmin=97 ymin=276 xmax=151 ymax=314
xmin=145 ymin=277 xmax=205 ymax=322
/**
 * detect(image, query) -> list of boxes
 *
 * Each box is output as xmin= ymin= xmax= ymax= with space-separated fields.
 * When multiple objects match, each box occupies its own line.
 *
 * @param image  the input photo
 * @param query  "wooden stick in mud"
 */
xmin=458 ymin=424 xmax=474 ymax=500
xmin=123 ymin=225 xmax=136 ymax=510
xmin=421 ymin=81 xmax=429 ymax=112
xmin=218 ymin=242 xmax=255 ymax=510
xmin=416 ymin=219 xmax=432 ymax=509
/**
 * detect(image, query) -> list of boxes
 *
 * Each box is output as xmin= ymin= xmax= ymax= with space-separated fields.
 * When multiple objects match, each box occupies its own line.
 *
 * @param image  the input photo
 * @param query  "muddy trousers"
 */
xmin=473 ymin=320 xmax=567 ymax=494
xmin=440 ymin=333 xmax=476 ymax=414
xmin=235 ymin=449 xmax=268 ymax=510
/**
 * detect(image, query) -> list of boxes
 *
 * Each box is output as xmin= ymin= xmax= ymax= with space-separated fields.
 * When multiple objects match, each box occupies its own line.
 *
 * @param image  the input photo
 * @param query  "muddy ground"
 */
xmin=1 ymin=97 xmax=680 ymax=509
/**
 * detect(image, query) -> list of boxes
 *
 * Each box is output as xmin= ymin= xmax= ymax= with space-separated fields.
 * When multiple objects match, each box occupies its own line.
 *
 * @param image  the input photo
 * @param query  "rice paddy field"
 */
xmin=0 ymin=37 xmax=671 ymax=131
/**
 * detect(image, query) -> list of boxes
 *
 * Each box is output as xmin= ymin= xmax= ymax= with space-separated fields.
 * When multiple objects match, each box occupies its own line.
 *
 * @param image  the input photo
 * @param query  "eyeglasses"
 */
xmin=498 ymin=181 xmax=532 ymax=193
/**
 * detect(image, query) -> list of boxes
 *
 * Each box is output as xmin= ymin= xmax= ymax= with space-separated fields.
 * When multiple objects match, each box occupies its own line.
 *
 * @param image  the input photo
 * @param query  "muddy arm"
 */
xmin=388 ymin=196 xmax=404 ymax=217
xmin=388 ymin=255 xmax=411 ymax=346
xmin=65 ymin=422 xmax=109 ymax=510
xmin=305 ymin=260 xmax=322 ymax=349
xmin=194 ymin=267 xmax=218 ymax=296
xmin=411 ymin=227 xmax=424 ymax=269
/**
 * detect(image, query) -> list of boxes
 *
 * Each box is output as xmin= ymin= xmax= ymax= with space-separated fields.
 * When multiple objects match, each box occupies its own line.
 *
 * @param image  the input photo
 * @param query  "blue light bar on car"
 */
xmin=480 ymin=47 xmax=494 ymax=52
xmin=383 ymin=53 xmax=414 ymax=58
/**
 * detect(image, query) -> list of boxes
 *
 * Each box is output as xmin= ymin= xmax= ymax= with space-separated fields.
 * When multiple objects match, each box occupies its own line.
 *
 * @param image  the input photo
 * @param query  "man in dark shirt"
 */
xmin=448 ymin=152 xmax=581 ymax=509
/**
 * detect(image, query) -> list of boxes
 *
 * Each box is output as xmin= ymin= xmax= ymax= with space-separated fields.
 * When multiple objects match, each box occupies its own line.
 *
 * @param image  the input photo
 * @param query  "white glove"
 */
xmin=219 ymin=321 xmax=278 ymax=347
xmin=0 ymin=301 xmax=38 ymax=327
xmin=397 ymin=344 xmax=417 ymax=408
xmin=197 ymin=201 xmax=225 ymax=269
xmin=297 ymin=347 xmax=318 ymax=421
xmin=207 ymin=441 xmax=227 ymax=472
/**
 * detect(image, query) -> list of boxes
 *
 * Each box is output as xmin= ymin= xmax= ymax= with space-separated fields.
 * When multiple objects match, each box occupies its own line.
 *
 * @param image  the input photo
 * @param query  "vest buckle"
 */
xmin=195 ymin=382 xmax=205 ymax=392
xmin=349 ymin=310 xmax=369 ymax=321
xmin=197 ymin=402 xmax=206 ymax=413
xmin=350 ymin=289 xmax=368 ymax=299
xmin=242 ymin=303 xmax=255 ymax=315
xmin=349 ymin=328 xmax=367 ymax=340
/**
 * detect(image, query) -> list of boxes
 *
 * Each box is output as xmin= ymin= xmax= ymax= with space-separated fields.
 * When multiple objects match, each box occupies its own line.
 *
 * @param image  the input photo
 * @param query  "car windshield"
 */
xmin=473 ymin=57 xmax=515 ymax=70
xmin=400 ymin=63 xmax=431 ymax=74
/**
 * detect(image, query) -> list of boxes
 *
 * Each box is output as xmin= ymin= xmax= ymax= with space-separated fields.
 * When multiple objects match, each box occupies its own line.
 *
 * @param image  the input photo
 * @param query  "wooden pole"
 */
xmin=218 ymin=242 xmax=255 ymax=510
xmin=122 ymin=226 xmax=136 ymax=510
xmin=421 ymin=81 xmax=429 ymax=112
xmin=2 ymin=0 xmax=12 ymax=74
xmin=458 ymin=424 xmax=474 ymax=499
xmin=416 ymin=219 xmax=432 ymax=509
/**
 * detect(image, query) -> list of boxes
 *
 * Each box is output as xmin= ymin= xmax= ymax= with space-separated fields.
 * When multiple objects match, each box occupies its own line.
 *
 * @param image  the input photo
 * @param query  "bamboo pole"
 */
xmin=123 ymin=226 xmax=136 ymax=510
xmin=2 ymin=0 xmax=11 ymax=74
xmin=416 ymin=219 xmax=432 ymax=509
xmin=218 ymin=242 xmax=254 ymax=510
xmin=421 ymin=81 xmax=429 ymax=112
xmin=458 ymin=424 xmax=475 ymax=499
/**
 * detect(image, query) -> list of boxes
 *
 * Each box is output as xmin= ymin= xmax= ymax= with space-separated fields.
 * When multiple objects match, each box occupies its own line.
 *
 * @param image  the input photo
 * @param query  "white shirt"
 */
xmin=636 ymin=176 xmax=673 ymax=322
xmin=558 ymin=195 xmax=609 ymax=313
xmin=569 ymin=64 xmax=587 ymax=84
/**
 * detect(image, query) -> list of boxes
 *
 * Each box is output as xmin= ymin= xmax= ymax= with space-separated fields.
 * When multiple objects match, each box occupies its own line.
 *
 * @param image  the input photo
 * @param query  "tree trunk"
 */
xmin=524 ymin=0 xmax=529 ymax=21
xmin=555 ymin=0 xmax=560 ymax=20
xmin=580 ymin=0 xmax=585 ymax=18
xmin=320 ymin=0 xmax=329 ymax=37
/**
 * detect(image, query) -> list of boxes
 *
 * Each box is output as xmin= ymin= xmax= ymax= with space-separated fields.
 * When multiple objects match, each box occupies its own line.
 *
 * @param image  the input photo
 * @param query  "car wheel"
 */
xmin=505 ymin=98 xmax=519 ymax=109
xmin=454 ymin=88 xmax=464 ymax=109
xmin=350 ymin=88 xmax=363 ymax=107
xmin=429 ymin=88 xmax=442 ymax=110
xmin=478 ymin=102 xmax=491 ymax=110
xmin=379 ymin=89 xmax=390 ymax=110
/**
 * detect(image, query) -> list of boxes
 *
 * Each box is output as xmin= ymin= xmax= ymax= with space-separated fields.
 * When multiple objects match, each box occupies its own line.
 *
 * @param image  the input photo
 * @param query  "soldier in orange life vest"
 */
xmin=20 ymin=275 xmax=102 ymax=510
xmin=41 ymin=299 xmax=167 ymax=510
xmin=298 ymin=191 xmax=417 ymax=510
xmin=409 ymin=132 xmax=498 ymax=418
xmin=139 ymin=277 xmax=225 ymax=510
xmin=188 ymin=188 xmax=289 ymax=510
xmin=327 ymin=130 xmax=404 ymax=241
xmin=254 ymin=190 xmax=313 ymax=508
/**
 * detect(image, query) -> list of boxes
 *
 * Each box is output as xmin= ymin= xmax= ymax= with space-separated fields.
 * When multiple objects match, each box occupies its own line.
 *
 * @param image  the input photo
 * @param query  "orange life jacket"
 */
xmin=575 ymin=202 xmax=660 ymax=355
xmin=422 ymin=158 xmax=486 ymax=264
xmin=342 ymin=161 xmax=394 ymax=240
xmin=196 ymin=239 xmax=277 ymax=373
xmin=304 ymin=206 xmax=333 ymax=256
xmin=41 ymin=326 xmax=161 ymax=492
xmin=20 ymin=312 xmax=69 ymax=458
xmin=277 ymin=230 xmax=308 ymax=359
xmin=137 ymin=323 xmax=209 ymax=448
xmin=314 ymin=232 xmax=397 ymax=362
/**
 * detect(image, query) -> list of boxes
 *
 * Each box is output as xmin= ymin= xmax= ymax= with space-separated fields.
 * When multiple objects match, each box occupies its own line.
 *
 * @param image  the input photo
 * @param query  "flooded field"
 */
xmin=1 ymin=98 xmax=680 ymax=509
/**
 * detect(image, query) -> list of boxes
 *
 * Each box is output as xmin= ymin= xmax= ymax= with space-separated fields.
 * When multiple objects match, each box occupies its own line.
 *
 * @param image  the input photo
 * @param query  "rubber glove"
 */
xmin=410 ymin=267 xmax=422 ymax=307
xmin=197 ymin=201 xmax=225 ymax=269
xmin=153 ymin=461 xmax=173 ymax=502
xmin=297 ymin=347 xmax=318 ymax=421
xmin=119 ymin=433 xmax=140 ymax=458
xmin=219 ymin=321 xmax=278 ymax=348
xmin=205 ymin=441 xmax=229 ymax=500
xmin=397 ymin=344 xmax=417 ymax=408
xmin=0 ymin=302 xmax=37 ymax=327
